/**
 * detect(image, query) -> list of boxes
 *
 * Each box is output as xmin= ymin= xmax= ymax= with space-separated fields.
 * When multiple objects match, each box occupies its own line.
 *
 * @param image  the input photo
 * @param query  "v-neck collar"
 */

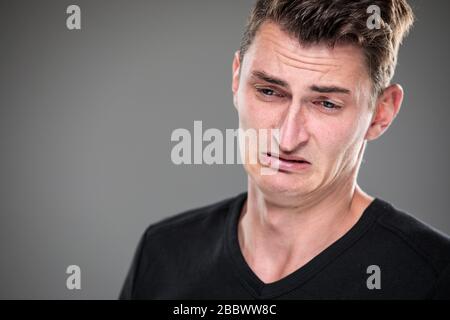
xmin=225 ymin=192 xmax=383 ymax=299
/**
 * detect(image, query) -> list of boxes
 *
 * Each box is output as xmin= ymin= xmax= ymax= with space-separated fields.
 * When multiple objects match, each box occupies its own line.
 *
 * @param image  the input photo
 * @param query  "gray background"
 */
xmin=0 ymin=0 xmax=448 ymax=299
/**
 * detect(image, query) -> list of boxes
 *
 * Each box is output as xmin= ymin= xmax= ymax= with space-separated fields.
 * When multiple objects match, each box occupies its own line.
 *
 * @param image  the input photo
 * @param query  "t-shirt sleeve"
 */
xmin=118 ymin=229 xmax=148 ymax=300
xmin=431 ymin=263 xmax=450 ymax=300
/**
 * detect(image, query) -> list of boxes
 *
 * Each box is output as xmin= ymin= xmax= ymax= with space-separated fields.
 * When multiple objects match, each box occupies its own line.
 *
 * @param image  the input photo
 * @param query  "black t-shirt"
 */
xmin=119 ymin=192 xmax=450 ymax=299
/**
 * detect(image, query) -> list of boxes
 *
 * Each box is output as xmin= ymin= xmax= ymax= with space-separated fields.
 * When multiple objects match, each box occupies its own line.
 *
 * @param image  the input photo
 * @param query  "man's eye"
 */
xmin=314 ymin=100 xmax=341 ymax=110
xmin=260 ymin=88 xmax=275 ymax=96
xmin=256 ymin=87 xmax=283 ymax=97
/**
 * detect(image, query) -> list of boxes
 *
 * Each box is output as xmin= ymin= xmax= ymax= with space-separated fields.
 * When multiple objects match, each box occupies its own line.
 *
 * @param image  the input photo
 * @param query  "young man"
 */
xmin=120 ymin=0 xmax=450 ymax=299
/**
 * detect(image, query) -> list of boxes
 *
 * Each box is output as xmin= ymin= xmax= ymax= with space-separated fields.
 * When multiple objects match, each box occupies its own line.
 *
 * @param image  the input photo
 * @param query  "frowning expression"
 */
xmin=232 ymin=22 xmax=375 ymax=199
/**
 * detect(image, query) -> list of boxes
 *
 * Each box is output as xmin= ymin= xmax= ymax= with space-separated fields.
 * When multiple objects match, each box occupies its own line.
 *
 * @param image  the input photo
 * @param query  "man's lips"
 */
xmin=259 ymin=152 xmax=311 ymax=172
xmin=266 ymin=152 xmax=310 ymax=164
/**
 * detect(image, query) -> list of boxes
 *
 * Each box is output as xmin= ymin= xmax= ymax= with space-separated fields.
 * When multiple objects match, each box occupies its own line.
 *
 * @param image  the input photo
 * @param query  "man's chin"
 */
xmin=247 ymin=164 xmax=311 ymax=195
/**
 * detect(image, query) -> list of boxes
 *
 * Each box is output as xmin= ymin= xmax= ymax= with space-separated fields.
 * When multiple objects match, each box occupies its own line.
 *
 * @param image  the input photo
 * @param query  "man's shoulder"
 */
xmin=374 ymin=198 xmax=450 ymax=272
xmin=141 ymin=192 xmax=244 ymax=241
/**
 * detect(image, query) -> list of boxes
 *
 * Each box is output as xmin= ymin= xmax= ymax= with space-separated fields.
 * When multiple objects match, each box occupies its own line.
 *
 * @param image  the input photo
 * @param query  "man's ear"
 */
xmin=232 ymin=50 xmax=241 ymax=110
xmin=365 ymin=84 xmax=404 ymax=141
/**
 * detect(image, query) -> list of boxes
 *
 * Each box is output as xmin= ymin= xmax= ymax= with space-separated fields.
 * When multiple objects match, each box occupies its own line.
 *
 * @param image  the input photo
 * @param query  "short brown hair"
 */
xmin=239 ymin=0 xmax=414 ymax=100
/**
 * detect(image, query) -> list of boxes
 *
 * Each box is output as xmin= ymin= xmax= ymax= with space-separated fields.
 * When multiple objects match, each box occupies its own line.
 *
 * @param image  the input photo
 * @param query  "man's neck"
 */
xmin=237 ymin=178 xmax=374 ymax=284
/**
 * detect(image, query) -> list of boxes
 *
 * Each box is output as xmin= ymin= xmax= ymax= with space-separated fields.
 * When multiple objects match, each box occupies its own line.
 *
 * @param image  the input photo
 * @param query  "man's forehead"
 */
xmin=244 ymin=22 xmax=369 ymax=84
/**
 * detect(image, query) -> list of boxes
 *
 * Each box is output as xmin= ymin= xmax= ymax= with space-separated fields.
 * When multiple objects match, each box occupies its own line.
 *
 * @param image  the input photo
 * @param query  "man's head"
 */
xmin=231 ymin=0 xmax=414 ymax=204
xmin=239 ymin=0 xmax=414 ymax=103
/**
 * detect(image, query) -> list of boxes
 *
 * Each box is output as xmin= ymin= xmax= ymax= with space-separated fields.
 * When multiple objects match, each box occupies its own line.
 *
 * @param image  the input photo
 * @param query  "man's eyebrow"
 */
xmin=250 ymin=70 xmax=289 ymax=88
xmin=250 ymin=71 xmax=351 ymax=94
xmin=309 ymin=85 xmax=351 ymax=95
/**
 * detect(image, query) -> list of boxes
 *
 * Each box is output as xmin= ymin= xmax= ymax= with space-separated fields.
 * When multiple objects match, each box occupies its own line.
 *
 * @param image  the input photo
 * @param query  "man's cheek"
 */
xmin=240 ymin=105 xmax=261 ymax=129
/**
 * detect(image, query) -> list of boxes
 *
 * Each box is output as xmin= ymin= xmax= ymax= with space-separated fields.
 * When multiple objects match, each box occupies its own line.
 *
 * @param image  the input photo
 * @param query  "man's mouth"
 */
xmin=266 ymin=152 xmax=310 ymax=164
xmin=260 ymin=152 xmax=312 ymax=173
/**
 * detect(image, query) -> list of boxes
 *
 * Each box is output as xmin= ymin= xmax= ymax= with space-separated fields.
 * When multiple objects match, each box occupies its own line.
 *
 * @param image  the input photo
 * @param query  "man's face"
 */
xmin=232 ymin=22 xmax=376 ymax=201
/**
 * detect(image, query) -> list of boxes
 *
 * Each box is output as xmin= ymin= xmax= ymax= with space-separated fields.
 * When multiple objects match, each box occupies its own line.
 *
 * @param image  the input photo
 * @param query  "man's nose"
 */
xmin=277 ymin=105 xmax=310 ymax=153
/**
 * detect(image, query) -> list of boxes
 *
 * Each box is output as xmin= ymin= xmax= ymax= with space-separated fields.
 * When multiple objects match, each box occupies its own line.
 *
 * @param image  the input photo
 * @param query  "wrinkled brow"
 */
xmin=251 ymin=70 xmax=351 ymax=95
xmin=250 ymin=70 xmax=289 ymax=88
